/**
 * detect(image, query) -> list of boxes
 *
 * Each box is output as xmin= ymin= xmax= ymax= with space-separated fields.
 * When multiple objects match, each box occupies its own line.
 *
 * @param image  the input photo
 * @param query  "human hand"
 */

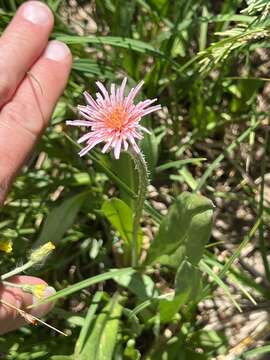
xmin=0 ymin=1 xmax=72 ymax=333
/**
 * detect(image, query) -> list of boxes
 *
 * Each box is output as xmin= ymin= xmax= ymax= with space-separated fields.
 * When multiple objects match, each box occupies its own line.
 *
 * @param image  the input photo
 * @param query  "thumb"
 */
xmin=0 ymin=275 xmax=55 ymax=334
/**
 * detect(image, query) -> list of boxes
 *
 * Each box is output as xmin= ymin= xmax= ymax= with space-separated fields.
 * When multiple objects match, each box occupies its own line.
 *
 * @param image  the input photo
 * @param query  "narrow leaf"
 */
xmin=29 ymin=268 xmax=134 ymax=307
xmin=79 ymin=295 xmax=122 ymax=360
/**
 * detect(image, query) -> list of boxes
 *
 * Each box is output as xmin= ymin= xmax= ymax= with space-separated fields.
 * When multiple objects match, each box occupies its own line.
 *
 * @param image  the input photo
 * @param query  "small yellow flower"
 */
xmin=0 ymin=240 xmax=13 ymax=253
xmin=30 ymin=241 xmax=55 ymax=263
xmin=33 ymin=284 xmax=47 ymax=299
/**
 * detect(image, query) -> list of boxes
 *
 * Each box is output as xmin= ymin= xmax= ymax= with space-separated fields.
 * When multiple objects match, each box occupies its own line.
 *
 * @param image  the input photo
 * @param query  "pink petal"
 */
xmin=136 ymin=98 xmax=157 ymax=110
xmin=110 ymin=83 xmax=116 ymax=104
xmin=141 ymin=105 xmax=161 ymax=116
xmin=96 ymin=81 xmax=110 ymax=103
xmin=131 ymin=141 xmax=140 ymax=153
xmin=125 ymin=80 xmax=144 ymax=106
xmin=119 ymin=77 xmax=127 ymax=102
xmin=78 ymin=132 xmax=94 ymax=144
xmin=66 ymin=120 xmax=92 ymax=127
xmin=123 ymin=139 xmax=129 ymax=151
xmin=96 ymin=92 xmax=106 ymax=105
xmin=101 ymin=138 xmax=114 ymax=153
xmin=138 ymin=125 xmax=151 ymax=134
xmin=84 ymin=91 xmax=99 ymax=110
xmin=114 ymin=138 xmax=122 ymax=159
xmin=79 ymin=139 xmax=102 ymax=156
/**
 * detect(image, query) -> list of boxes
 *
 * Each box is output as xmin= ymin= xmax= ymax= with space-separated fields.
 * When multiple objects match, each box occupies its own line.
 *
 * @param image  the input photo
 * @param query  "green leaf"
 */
xmin=123 ymin=339 xmax=141 ymax=359
xmin=35 ymin=192 xmax=89 ymax=247
xmin=102 ymin=198 xmax=143 ymax=262
xmin=146 ymin=192 xmax=213 ymax=267
xmin=55 ymin=34 xmax=163 ymax=56
xmin=155 ymin=158 xmax=206 ymax=173
xmin=72 ymin=59 xmax=115 ymax=80
xmin=160 ymin=260 xmax=202 ymax=323
xmin=75 ymin=292 xmax=103 ymax=356
xmin=200 ymin=260 xmax=242 ymax=312
xmin=78 ymin=295 xmax=122 ymax=360
xmin=243 ymin=344 xmax=270 ymax=359
xmin=140 ymin=129 xmax=162 ymax=178
xmin=178 ymin=167 xmax=199 ymax=191
xmin=115 ymin=272 xmax=159 ymax=300
xmin=30 ymin=268 xmax=134 ymax=307
xmin=195 ymin=120 xmax=260 ymax=191
xmin=64 ymin=133 xmax=162 ymax=224
xmin=109 ymin=152 xmax=138 ymax=208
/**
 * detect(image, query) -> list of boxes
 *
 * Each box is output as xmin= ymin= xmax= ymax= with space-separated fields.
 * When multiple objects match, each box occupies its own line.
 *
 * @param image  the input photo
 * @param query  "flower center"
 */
xmin=106 ymin=106 xmax=126 ymax=130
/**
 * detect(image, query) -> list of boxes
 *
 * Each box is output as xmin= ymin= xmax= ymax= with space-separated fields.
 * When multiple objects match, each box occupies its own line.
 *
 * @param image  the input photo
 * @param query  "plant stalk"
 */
xmin=129 ymin=149 xmax=149 ymax=267
xmin=1 ymin=260 xmax=34 ymax=280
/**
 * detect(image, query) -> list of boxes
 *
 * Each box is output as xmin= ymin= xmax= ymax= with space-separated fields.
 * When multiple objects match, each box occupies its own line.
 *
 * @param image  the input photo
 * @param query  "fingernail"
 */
xmin=21 ymin=1 xmax=52 ymax=25
xmin=31 ymin=286 xmax=56 ymax=318
xmin=44 ymin=41 xmax=70 ymax=61
xmin=44 ymin=286 xmax=56 ymax=298
xmin=32 ymin=286 xmax=56 ymax=305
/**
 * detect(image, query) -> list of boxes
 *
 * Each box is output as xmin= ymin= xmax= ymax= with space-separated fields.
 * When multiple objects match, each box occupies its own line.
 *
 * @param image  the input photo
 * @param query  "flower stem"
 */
xmin=2 ymin=281 xmax=24 ymax=289
xmin=1 ymin=260 xmax=34 ymax=280
xmin=129 ymin=149 xmax=149 ymax=267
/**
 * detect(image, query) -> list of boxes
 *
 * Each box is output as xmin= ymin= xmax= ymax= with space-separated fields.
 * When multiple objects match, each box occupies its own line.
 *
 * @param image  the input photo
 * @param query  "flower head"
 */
xmin=66 ymin=78 xmax=161 ymax=159
xmin=22 ymin=284 xmax=47 ymax=298
xmin=0 ymin=240 xmax=12 ymax=253
xmin=32 ymin=284 xmax=47 ymax=299
xmin=30 ymin=242 xmax=55 ymax=264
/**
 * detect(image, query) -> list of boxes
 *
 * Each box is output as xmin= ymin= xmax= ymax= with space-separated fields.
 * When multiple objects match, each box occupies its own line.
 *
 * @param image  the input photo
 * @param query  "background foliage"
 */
xmin=1 ymin=0 xmax=270 ymax=359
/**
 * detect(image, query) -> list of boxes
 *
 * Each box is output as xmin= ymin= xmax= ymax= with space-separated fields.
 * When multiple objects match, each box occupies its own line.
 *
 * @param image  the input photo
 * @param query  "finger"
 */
xmin=0 ymin=40 xmax=72 ymax=204
xmin=0 ymin=276 xmax=55 ymax=334
xmin=0 ymin=1 xmax=54 ymax=107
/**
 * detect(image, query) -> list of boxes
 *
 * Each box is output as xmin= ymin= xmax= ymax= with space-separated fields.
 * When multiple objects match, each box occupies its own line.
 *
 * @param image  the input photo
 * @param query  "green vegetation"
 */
xmin=1 ymin=0 xmax=270 ymax=358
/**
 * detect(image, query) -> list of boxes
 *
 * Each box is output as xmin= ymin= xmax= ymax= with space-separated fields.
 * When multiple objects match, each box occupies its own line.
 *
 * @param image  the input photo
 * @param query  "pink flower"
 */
xmin=66 ymin=78 xmax=161 ymax=159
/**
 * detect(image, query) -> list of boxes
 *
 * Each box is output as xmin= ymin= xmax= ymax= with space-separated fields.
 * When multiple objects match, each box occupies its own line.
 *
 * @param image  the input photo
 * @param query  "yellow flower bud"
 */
xmin=0 ymin=240 xmax=13 ymax=253
xmin=29 ymin=242 xmax=55 ymax=263
xmin=33 ymin=284 xmax=47 ymax=299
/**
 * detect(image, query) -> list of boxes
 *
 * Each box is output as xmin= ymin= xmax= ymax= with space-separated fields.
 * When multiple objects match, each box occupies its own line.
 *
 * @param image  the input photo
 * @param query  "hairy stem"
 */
xmin=1 ymin=261 xmax=34 ymax=280
xmin=129 ymin=149 xmax=149 ymax=267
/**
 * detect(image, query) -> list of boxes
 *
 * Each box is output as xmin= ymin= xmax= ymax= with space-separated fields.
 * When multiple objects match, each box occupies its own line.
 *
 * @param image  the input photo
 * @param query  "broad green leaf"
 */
xmin=146 ymin=192 xmax=213 ymax=267
xmin=35 ymin=192 xmax=89 ymax=247
xmin=78 ymin=296 xmax=122 ymax=360
xmin=115 ymin=272 xmax=159 ymax=300
xmin=102 ymin=198 xmax=143 ymax=262
xmin=160 ymin=260 xmax=202 ymax=323
xmin=140 ymin=124 xmax=164 ymax=178
xmin=109 ymin=152 xmax=138 ymax=208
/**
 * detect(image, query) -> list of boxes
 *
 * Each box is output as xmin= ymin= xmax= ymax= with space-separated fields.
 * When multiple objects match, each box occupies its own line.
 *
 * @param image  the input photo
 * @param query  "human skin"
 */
xmin=0 ymin=1 xmax=72 ymax=333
